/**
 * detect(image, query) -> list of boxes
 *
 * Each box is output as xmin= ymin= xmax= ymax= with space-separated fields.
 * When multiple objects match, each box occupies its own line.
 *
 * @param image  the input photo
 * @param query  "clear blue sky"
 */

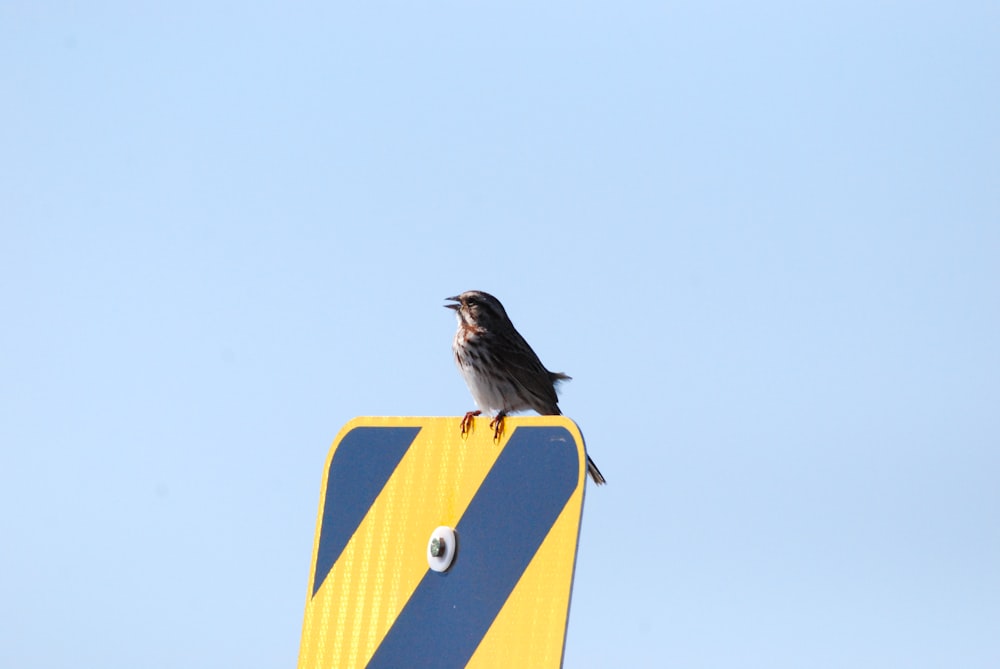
xmin=2 ymin=2 xmax=998 ymax=667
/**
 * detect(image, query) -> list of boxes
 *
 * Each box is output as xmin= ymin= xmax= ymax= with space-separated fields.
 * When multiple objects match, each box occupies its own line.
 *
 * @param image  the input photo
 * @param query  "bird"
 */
xmin=445 ymin=290 xmax=606 ymax=485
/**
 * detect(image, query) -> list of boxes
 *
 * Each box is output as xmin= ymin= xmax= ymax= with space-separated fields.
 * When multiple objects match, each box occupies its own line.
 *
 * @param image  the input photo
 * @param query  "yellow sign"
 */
xmin=298 ymin=416 xmax=589 ymax=669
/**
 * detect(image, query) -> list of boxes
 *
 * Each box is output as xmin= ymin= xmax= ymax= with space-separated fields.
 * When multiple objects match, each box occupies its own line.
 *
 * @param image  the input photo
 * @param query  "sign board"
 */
xmin=298 ymin=416 xmax=589 ymax=669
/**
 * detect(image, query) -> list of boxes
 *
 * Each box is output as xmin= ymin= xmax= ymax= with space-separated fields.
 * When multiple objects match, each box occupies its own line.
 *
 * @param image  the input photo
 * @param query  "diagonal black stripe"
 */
xmin=366 ymin=426 xmax=579 ymax=668
xmin=312 ymin=426 xmax=420 ymax=597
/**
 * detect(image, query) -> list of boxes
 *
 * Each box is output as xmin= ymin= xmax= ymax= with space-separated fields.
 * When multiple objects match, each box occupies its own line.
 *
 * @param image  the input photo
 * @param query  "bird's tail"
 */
xmin=587 ymin=454 xmax=606 ymax=485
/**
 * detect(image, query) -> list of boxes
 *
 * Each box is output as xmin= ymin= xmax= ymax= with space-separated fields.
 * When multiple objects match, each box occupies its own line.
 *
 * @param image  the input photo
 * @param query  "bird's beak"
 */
xmin=444 ymin=296 xmax=461 ymax=310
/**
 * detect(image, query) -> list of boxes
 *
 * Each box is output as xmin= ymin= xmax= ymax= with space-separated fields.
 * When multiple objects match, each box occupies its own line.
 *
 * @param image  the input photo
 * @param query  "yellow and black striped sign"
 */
xmin=298 ymin=416 xmax=589 ymax=669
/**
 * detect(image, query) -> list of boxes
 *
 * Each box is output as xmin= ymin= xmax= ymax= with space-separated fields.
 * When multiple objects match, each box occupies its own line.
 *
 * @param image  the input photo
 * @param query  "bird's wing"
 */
xmin=494 ymin=328 xmax=563 ymax=414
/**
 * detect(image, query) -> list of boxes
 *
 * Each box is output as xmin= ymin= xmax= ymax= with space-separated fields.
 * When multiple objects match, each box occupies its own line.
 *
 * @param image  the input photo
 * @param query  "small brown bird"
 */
xmin=445 ymin=290 xmax=606 ymax=485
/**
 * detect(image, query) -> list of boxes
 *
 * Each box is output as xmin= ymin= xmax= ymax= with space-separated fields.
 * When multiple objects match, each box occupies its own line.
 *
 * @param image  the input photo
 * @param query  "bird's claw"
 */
xmin=489 ymin=413 xmax=506 ymax=442
xmin=460 ymin=410 xmax=481 ymax=437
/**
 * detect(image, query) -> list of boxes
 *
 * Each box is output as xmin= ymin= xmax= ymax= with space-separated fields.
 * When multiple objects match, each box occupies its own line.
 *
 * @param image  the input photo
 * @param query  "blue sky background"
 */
xmin=2 ymin=2 xmax=998 ymax=667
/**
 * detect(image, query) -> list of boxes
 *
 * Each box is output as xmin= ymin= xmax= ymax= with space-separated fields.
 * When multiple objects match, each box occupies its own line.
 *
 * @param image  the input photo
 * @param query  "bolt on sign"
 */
xmin=297 ymin=416 xmax=591 ymax=669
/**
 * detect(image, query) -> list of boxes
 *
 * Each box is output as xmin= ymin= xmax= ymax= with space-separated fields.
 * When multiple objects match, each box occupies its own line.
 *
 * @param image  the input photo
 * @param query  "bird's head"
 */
xmin=444 ymin=290 xmax=510 ymax=330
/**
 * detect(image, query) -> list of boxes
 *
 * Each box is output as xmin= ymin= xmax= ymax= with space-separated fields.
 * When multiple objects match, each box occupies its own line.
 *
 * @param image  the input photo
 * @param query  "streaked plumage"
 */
xmin=445 ymin=290 xmax=606 ymax=485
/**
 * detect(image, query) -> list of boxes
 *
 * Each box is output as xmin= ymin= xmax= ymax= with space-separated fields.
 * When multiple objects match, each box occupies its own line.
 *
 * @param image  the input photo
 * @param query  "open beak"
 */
xmin=444 ymin=296 xmax=461 ymax=310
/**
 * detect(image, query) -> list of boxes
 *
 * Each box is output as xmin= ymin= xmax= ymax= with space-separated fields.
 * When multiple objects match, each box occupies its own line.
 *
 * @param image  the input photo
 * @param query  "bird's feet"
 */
xmin=459 ymin=410 xmax=481 ymax=437
xmin=489 ymin=411 xmax=507 ymax=442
